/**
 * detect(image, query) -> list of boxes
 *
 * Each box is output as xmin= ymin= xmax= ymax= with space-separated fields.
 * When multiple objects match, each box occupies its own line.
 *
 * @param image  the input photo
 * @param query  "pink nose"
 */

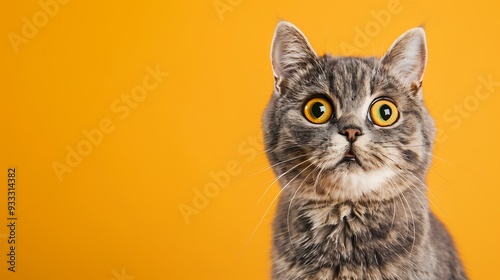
xmin=340 ymin=127 xmax=362 ymax=142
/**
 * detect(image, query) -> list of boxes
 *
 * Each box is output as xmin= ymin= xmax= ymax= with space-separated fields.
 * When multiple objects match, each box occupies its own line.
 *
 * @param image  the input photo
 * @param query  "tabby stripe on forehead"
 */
xmin=349 ymin=69 xmax=361 ymax=101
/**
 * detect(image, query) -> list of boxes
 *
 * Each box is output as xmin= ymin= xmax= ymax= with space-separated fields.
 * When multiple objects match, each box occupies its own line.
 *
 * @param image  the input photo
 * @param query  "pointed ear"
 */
xmin=381 ymin=28 xmax=427 ymax=88
xmin=271 ymin=21 xmax=317 ymax=92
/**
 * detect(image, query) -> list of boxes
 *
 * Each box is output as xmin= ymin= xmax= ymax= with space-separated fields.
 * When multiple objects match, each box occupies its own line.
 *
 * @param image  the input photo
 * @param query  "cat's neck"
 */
xmin=287 ymin=188 xmax=429 ymax=230
xmin=273 ymin=190 xmax=430 ymax=277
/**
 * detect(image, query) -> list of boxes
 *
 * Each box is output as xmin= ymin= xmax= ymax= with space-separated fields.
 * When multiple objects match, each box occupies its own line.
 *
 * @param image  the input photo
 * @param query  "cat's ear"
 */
xmin=271 ymin=21 xmax=317 ymax=93
xmin=381 ymin=27 xmax=427 ymax=89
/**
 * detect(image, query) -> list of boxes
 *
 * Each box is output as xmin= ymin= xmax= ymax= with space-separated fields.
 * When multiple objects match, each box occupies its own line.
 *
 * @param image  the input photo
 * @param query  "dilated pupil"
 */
xmin=379 ymin=104 xmax=392 ymax=121
xmin=311 ymin=102 xmax=325 ymax=118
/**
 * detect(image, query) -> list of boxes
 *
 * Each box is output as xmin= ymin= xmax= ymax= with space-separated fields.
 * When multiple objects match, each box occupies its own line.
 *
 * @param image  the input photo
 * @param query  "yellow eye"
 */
xmin=303 ymin=97 xmax=333 ymax=124
xmin=369 ymin=98 xmax=399 ymax=127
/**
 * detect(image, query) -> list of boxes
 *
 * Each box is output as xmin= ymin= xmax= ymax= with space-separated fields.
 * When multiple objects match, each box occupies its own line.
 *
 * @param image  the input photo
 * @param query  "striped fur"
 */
xmin=263 ymin=21 xmax=467 ymax=280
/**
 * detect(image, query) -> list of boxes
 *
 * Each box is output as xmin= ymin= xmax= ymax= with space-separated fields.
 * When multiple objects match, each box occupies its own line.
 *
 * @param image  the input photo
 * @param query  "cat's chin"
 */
xmin=318 ymin=165 xmax=397 ymax=201
xmin=335 ymin=157 xmax=363 ymax=169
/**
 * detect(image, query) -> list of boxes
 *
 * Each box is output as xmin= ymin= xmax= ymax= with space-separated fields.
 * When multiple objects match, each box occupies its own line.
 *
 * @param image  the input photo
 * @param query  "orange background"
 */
xmin=1 ymin=0 xmax=499 ymax=279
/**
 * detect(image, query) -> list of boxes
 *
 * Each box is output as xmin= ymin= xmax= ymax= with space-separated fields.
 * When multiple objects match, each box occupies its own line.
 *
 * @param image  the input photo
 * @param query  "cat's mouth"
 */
xmin=338 ymin=147 xmax=362 ymax=167
xmin=344 ymin=149 xmax=356 ymax=160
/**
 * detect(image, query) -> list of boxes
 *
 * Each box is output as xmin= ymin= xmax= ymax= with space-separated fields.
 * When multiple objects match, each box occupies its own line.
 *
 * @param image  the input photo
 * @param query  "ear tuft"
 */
xmin=381 ymin=28 xmax=427 ymax=87
xmin=271 ymin=21 xmax=317 ymax=91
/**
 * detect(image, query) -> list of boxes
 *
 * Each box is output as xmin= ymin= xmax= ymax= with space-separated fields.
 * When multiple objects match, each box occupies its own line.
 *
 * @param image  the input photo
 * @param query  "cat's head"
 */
xmin=263 ymin=21 xmax=436 ymax=202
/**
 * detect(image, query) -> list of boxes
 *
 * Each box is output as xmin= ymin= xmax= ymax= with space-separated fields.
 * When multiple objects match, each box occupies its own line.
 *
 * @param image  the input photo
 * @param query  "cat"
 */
xmin=263 ymin=21 xmax=468 ymax=280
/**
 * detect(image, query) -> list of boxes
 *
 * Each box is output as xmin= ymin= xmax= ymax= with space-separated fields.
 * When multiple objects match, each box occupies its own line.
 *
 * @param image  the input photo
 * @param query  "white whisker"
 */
xmin=249 ymin=153 xmax=308 ymax=176
xmin=256 ymin=158 xmax=310 ymax=207
xmin=287 ymin=164 xmax=318 ymax=250
xmin=243 ymin=159 xmax=312 ymax=252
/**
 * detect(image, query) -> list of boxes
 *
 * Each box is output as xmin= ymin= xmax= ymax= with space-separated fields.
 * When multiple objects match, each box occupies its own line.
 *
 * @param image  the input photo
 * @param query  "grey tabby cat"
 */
xmin=263 ymin=21 xmax=467 ymax=280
